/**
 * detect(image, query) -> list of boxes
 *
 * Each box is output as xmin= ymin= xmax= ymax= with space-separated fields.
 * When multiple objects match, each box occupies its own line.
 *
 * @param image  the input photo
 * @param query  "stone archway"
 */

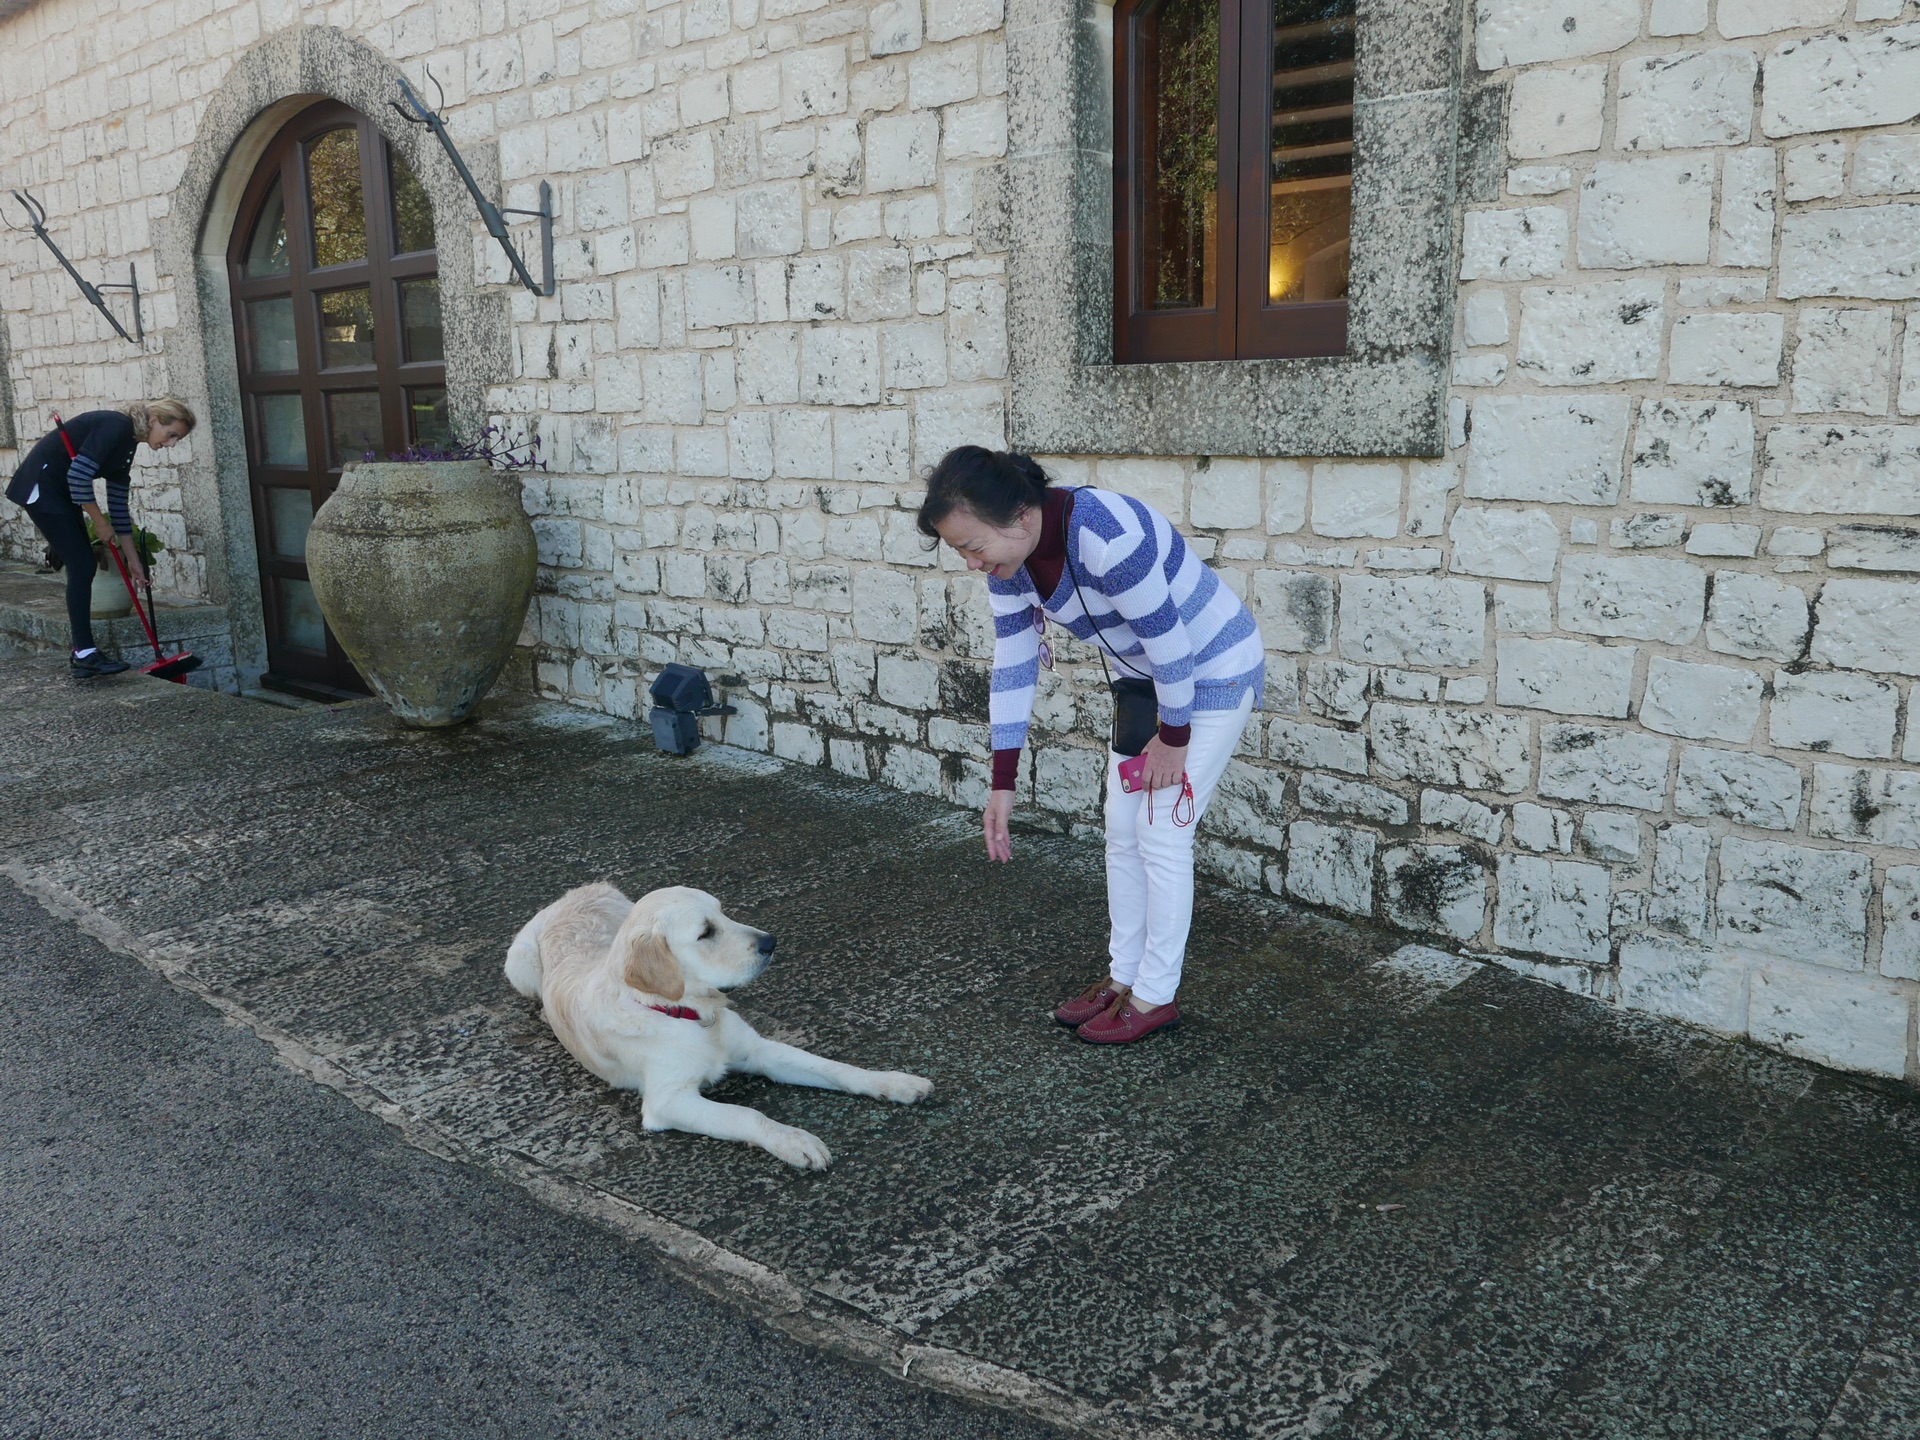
xmin=155 ymin=25 xmax=511 ymax=686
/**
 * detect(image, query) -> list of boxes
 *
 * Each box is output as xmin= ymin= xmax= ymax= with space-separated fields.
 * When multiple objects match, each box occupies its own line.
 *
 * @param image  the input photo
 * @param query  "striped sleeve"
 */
xmin=986 ymin=574 xmax=1042 ymax=756
xmin=65 ymin=452 xmax=102 ymax=511
xmin=106 ymin=477 xmax=133 ymax=536
xmin=1078 ymin=508 xmax=1199 ymax=729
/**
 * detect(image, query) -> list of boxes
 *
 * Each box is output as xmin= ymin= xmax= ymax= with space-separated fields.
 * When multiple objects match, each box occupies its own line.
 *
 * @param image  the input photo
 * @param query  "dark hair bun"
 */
xmin=916 ymin=447 xmax=1052 ymax=537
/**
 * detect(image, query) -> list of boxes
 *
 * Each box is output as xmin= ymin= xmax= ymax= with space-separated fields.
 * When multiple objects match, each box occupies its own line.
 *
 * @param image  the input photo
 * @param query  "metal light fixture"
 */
xmin=648 ymin=664 xmax=736 ymax=755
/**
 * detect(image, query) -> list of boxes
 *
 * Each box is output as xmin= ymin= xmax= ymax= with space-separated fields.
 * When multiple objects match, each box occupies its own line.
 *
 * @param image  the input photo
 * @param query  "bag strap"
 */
xmin=1060 ymin=488 xmax=1152 ymax=683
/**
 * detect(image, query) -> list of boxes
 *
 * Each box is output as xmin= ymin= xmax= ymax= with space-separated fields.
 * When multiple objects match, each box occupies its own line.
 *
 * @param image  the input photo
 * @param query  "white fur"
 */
xmin=505 ymin=882 xmax=932 ymax=1169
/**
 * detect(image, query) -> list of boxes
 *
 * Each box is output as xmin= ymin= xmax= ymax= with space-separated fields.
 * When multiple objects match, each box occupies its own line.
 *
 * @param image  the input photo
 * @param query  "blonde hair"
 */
xmin=127 ymin=397 xmax=198 ymax=435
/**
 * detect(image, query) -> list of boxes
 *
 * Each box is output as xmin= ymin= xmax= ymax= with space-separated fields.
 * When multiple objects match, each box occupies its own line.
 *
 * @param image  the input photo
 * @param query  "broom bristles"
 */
xmin=141 ymin=652 xmax=201 ymax=682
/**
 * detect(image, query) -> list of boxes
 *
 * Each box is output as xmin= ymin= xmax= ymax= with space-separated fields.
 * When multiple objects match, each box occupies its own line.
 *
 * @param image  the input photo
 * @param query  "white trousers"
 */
xmin=1104 ymin=692 xmax=1255 ymax=1007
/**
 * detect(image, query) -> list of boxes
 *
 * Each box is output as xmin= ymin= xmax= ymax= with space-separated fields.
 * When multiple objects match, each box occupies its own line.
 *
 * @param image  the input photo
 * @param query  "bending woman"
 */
xmin=919 ymin=447 xmax=1265 ymax=1044
xmin=5 ymin=399 xmax=195 ymax=677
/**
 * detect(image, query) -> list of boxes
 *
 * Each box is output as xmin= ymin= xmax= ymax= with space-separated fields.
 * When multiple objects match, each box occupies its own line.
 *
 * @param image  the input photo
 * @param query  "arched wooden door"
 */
xmin=228 ymin=101 xmax=449 ymax=698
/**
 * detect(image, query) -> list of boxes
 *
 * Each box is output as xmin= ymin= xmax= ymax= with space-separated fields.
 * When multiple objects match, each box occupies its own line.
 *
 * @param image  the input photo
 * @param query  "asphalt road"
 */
xmin=0 ymin=880 xmax=1062 ymax=1440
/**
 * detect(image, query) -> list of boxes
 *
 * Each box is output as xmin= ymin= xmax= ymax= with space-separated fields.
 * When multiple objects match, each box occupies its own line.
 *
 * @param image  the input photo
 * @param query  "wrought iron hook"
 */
xmin=394 ymin=70 xmax=554 ymax=297
xmin=10 ymin=189 xmax=143 ymax=345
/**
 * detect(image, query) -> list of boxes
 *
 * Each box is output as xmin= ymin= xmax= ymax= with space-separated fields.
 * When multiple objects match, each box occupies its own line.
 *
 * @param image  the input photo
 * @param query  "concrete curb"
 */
xmin=3 ymin=861 xmax=1183 ymax=1440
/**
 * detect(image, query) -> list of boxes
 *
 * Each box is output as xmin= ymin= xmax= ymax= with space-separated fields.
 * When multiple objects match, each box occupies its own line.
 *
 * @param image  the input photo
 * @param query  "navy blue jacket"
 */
xmin=6 ymin=410 xmax=138 ymax=534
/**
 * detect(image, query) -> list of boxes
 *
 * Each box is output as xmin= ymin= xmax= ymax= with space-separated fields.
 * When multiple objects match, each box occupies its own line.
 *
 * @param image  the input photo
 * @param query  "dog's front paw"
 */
xmin=763 ymin=1123 xmax=833 ymax=1170
xmin=871 ymin=1071 xmax=934 ymax=1105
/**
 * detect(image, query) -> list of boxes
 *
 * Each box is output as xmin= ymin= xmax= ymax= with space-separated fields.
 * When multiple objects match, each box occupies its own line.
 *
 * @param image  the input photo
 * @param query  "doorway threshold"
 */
xmin=256 ymin=673 xmax=369 ymax=705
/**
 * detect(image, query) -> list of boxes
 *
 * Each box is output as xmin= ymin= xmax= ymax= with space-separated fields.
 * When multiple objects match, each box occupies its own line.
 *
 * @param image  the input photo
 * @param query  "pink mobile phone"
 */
xmin=1118 ymin=753 xmax=1150 ymax=793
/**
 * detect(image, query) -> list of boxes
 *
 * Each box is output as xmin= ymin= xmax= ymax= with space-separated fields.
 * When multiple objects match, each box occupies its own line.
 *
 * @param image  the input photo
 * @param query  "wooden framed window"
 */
xmin=1114 ymin=0 xmax=1355 ymax=364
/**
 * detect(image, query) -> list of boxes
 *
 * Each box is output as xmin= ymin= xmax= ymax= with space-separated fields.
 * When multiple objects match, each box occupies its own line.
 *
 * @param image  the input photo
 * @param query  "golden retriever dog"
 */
xmin=505 ymin=883 xmax=932 ymax=1169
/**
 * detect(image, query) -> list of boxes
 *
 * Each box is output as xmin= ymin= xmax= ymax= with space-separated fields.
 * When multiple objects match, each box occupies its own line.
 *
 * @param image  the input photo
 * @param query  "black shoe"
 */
xmin=70 ymin=651 xmax=130 ymax=678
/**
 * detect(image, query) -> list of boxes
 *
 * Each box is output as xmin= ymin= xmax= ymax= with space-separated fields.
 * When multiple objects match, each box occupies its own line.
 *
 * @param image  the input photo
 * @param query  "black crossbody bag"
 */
xmin=1060 ymin=492 xmax=1159 ymax=757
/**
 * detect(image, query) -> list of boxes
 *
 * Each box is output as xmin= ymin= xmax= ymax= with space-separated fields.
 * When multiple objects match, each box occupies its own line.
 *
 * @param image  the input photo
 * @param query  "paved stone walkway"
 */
xmin=4 ymin=659 xmax=1919 ymax=1438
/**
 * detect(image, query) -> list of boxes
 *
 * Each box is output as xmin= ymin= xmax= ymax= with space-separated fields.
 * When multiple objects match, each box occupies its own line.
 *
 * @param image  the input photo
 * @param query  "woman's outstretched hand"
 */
xmin=983 ymin=790 xmax=1015 ymax=862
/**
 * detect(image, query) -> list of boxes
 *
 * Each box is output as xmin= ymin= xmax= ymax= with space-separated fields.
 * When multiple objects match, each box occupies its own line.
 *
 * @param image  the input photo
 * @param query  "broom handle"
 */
xmin=107 ymin=541 xmax=165 ymax=661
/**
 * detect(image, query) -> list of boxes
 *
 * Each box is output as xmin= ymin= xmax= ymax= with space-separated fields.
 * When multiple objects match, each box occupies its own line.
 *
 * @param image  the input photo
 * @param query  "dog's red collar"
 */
xmin=648 ymin=1003 xmax=703 ymax=1021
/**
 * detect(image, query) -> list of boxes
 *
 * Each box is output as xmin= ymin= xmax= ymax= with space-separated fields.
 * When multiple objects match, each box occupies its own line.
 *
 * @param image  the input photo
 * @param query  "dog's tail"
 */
xmin=504 ymin=913 xmax=545 ymax=997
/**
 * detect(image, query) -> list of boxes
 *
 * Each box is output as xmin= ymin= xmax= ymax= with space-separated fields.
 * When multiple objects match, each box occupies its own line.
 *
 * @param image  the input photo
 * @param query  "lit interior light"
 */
xmin=1268 ymin=250 xmax=1298 ymax=303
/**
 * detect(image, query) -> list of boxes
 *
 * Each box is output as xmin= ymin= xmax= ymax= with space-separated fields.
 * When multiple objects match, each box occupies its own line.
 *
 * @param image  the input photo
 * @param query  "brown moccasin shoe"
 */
xmin=1077 ymin=995 xmax=1181 ymax=1044
xmin=1054 ymin=978 xmax=1128 ymax=1027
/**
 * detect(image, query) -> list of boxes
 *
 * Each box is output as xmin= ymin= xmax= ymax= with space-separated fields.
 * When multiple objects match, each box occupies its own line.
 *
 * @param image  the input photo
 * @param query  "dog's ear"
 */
xmin=620 ymin=921 xmax=685 ymax=1002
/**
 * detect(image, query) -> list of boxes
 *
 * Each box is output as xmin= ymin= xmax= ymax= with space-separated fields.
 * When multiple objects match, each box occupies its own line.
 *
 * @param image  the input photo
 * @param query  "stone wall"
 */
xmin=3 ymin=0 xmax=1919 ymax=1082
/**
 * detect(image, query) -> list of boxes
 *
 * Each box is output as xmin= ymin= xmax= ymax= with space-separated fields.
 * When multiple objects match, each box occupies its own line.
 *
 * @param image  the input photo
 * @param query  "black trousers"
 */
xmin=21 ymin=499 xmax=96 ymax=652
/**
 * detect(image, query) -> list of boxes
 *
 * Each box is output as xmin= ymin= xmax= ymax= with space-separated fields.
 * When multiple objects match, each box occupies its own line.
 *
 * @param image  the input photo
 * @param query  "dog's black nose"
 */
xmin=757 ymin=933 xmax=777 ymax=956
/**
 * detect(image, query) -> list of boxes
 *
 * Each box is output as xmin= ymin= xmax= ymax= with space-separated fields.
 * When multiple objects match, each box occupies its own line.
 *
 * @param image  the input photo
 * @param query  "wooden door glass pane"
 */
xmin=1139 ymin=0 xmax=1222 ymax=311
xmin=229 ymin=102 xmax=445 ymax=695
xmin=408 ymin=387 xmax=452 ymax=447
xmin=1267 ymin=0 xmax=1355 ymax=305
xmin=247 ymin=297 xmax=299 ymax=371
xmin=260 ymin=394 xmax=308 ymax=465
xmin=275 ymin=577 xmax=328 ymax=651
xmin=268 ymin=487 xmax=314 ymax=559
xmin=391 ymin=150 xmax=435 ymax=253
xmin=245 ymin=177 xmax=291 ymax=277
xmin=400 ymin=279 xmax=443 ymax=362
xmin=307 ymin=128 xmax=368 ymax=267
xmin=327 ymin=391 xmax=384 ymax=465
xmin=318 ymin=287 xmax=376 ymax=368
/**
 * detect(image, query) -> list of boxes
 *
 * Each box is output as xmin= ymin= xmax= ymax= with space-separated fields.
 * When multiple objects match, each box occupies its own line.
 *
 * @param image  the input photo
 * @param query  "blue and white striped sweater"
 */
xmin=987 ymin=488 xmax=1265 ymax=754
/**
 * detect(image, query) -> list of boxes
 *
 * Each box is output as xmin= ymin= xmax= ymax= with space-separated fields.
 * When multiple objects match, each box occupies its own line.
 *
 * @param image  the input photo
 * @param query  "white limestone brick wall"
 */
xmin=3 ymin=0 xmax=1920 ymax=1082
xmin=1398 ymin=0 xmax=1920 ymax=1081
xmin=0 ymin=0 xmax=258 ymax=599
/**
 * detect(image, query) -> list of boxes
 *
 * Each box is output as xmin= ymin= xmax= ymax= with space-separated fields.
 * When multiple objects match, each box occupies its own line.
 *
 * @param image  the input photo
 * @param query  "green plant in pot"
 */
xmin=83 ymin=516 xmax=165 ymax=619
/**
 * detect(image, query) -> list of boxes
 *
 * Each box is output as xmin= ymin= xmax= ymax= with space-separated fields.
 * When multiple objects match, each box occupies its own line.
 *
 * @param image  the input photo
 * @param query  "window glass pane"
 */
xmin=391 ymin=149 xmax=436 ymax=253
xmin=318 ymin=288 xmax=376 ymax=368
xmin=400 ymin=279 xmax=443 ymax=362
xmin=268 ymin=488 xmax=314 ymax=560
xmin=245 ymin=177 xmax=291 ymax=277
xmin=260 ymin=394 xmax=307 ymax=466
xmin=276 ymin=577 xmax=328 ymax=652
xmin=1267 ymin=0 xmax=1355 ymax=305
xmin=307 ymin=128 xmax=368 ymax=267
xmin=1139 ymin=0 xmax=1221 ymax=312
xmin=408 ymin=387 xmax=452 ymax=449
xmin=327 ymin=391 xmax=384 ymax=466
xmin=248 ymin=297 xmax=298 ymax=372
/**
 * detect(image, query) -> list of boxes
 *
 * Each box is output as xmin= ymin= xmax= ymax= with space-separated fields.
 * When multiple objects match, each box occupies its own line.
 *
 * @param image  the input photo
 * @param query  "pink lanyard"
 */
xmin=1149 ymin=775 xmax=1196 ymax=828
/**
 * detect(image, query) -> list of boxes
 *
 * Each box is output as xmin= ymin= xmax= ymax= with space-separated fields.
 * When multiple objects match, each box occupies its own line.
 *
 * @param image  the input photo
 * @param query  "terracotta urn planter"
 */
xmin=306 ymin=459 xmax=536 ymax=727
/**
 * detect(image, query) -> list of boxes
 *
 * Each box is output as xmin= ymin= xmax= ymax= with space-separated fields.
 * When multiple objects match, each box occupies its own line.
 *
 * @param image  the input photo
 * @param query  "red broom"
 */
xmin=51 ymin=413 xmax=201 ymax=682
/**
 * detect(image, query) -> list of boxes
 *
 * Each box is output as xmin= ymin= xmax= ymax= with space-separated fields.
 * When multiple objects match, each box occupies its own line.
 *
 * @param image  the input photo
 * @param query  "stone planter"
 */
xmin=306 ymin=459 xmax=537 ymax=727
xmin=89 ymin=564 xmax=133 ymax=619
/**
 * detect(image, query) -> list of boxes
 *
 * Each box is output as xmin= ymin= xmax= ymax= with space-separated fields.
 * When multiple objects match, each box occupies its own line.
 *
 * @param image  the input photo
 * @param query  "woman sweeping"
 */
xmin=919 ymin=447 xmax=1265 ymax=1044
xmin=5 ymin=399 xmax=195 ymax=677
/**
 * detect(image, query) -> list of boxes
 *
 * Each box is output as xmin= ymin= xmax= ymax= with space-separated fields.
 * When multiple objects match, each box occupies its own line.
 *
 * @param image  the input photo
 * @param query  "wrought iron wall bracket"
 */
xmin=9 ymin=191 xmax=144 ymax=345
xmin=393 ymin=73 xmax=554 ymax=297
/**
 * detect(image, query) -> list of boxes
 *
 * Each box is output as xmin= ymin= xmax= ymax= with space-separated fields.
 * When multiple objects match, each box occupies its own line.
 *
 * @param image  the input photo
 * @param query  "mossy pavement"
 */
xmin=3 ymin=658 xmax=1917 ymax=1438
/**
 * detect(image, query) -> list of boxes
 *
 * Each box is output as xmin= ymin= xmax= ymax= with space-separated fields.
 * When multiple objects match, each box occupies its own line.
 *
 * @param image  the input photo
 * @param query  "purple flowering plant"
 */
xmin=365 ymin=421 xmax=546 ymax=470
